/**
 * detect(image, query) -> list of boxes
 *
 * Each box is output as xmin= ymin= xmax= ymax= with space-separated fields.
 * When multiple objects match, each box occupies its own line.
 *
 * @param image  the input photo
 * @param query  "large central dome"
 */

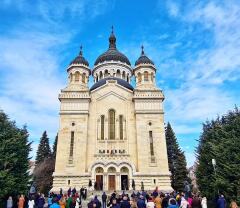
xmin=94 ymin=29 xmax=131 ymax=66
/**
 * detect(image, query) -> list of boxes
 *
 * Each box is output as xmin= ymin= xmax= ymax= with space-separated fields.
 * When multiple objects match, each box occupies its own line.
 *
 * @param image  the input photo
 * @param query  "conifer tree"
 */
xmin=196 ymin=107 xmax=240 ymax=203
xmin=165 ymin=122 xmax=189 ymax=191
xmin=0 ymin=110 xmax=31 ymax=202
xmin=35 ymin=131 xmax=51 ymax=165
xmin=52 ymin=133 xmax=58 ymax=159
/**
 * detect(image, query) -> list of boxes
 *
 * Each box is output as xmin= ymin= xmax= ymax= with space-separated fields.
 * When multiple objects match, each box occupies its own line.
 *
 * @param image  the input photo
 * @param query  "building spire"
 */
xmin=109 ymin=26 xmax=116 ymax=49
xmin=79 ymin=45 xmax=83 ymax=56
xmin=141 ymin=45 xmax=145 ymax=55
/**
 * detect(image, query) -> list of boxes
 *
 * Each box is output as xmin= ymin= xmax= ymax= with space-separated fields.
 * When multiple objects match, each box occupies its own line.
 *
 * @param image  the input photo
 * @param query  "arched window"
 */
xmin=137 ymin=72 xmax=142 ymax=83
xmin=75 ymin=71 xmax=80 ymax=82
xmin=101 ymin=115 xmax=104 ymax=140
xmin=104 ymin=70 xmax=109 ymax=78
xmin=96 ymin=75 xmax=99 ymax=82
xmin=116 ymin=70 xmax=121 ymax=78
xmin=127 ymin=75 xmax=129 ymax=83
xmin=100 ymin=71 xmax=103 ymax=79
xmin=144 ymin=71 xmax=148 ymax=81
xmin=70 ymin=73 xmax=73 ymax=82
xmin=108 ymin=109 xmax=115 ymax=140
xmin=122 ymin=71 xmax=126 ymax=80
xmin=82 ymin=73 xmax=86 ymax=83
xmin=119 ymin=115 xmax=123 ymax=140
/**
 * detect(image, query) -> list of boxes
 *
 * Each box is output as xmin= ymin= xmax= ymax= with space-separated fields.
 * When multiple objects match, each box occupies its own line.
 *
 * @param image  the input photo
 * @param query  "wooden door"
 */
xmin=96 ymin=175 xmax=103 ymax=190
xmin=108 ymin=175 xmax=116 ymax=190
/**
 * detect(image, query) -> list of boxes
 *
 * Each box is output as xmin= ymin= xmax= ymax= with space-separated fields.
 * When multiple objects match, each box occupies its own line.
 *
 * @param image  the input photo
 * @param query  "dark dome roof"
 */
xmin=90 ymin=77 xmax=134 ymax=91
xmin=94 ymin=30 xmax=131 ymax=66
xmin=135 ymin=46 xmax=154 ymax=66
xmin=70 ymin=46 xmax=89 ymax=66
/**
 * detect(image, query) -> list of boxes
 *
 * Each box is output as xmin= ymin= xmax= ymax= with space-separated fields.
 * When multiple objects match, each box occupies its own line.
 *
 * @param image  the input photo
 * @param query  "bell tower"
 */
xmin=67 ymin=46 xmax=91 ymax=90
xmin=133 ymin=46 xmax=157 ymax=90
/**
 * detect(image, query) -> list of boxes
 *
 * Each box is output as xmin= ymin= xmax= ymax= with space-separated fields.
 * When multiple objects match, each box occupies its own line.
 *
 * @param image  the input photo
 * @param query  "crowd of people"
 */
xmin=5 ymin=187 xmax=239 ymax=208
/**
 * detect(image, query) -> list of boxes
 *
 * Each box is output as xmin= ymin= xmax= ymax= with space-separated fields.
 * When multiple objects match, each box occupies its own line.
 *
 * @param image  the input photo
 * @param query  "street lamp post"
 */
xmin=212 ymin=159 xmax=219 ymax=195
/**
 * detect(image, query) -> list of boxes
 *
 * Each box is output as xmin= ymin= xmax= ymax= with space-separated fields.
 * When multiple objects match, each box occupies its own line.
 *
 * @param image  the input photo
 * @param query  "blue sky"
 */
xmin=0 ymin=0 xmax=240 ymax=166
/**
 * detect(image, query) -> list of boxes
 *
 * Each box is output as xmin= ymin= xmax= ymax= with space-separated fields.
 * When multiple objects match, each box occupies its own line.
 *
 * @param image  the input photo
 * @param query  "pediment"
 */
xmin=96 ymin=91 xmax=127 ymax=101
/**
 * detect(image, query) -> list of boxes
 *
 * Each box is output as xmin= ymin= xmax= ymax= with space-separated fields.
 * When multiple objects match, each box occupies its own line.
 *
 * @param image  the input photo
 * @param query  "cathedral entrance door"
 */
xmin=121 ymin=175 xmax=129 ymax=190
xmin=95 ymin=175 xmax=103 ymax=190
xmin=108 ymin=175 xmax=116 ymax=190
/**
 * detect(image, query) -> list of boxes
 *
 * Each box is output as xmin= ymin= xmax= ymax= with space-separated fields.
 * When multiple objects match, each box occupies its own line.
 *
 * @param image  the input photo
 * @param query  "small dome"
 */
xmin=70 ymin=46 xmax=89 ymax=66
xmin=135 ymin=46 xmax=154 ymax=66
xmin=94 ymin=28 xmax=131 ymax=66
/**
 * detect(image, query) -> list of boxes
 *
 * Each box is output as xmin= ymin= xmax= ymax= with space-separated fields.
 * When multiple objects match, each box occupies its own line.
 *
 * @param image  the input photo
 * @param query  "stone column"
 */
xmin=103 ymin=173 xmax=108 ymax=191
xmin=116 ymin=172 xmax=121 ymax=190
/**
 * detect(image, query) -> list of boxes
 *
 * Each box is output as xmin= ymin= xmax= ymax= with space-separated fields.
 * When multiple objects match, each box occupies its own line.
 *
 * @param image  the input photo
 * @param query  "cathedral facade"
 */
xmin=52 ymin=30 xmax=172 ymax=192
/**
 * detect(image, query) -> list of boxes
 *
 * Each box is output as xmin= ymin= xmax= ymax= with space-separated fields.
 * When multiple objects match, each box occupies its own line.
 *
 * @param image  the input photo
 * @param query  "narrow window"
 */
xmin=75 ymin=71 xmax=80 ymax=82
xmin=144 ymin=71 xmax=148 ymax=81
xmin=69 ymin=131 xmax=74 ymax=163
xmin=119 ymin=115 xmax=123 ymax=140
xmin=122 ymin=71 xmax=126 ymax=80
xmin=149 ymin=131 xmax=154 ymax=156
xmin=101 ymin=115 xmax=105 ymax=140
xmin=108 ymin=109 xmax=115 ymax=140
xmin=82 ymin=73 xmax=86 ymax=83
xmin=137 ymin=72 xmax=142 ymax=83
xmin=100 ymin=71 xmax=103 ymax=79
xmin=68 ymin=180 xmax=70 ymax=185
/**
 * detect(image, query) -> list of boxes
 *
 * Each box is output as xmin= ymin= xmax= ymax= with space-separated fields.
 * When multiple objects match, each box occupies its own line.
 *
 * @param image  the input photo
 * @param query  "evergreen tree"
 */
xmin=0 ymin=110 xmax=31 ymax=203
xmin=35 ymin=131 xmax=51 ymax=165
xmin=52 ymin=133 xmax=58 ymax=159
xmin=165 ymin=122 xmax=189 ymax=191
xmin=196 ymin=107 xmax=240 ymax=203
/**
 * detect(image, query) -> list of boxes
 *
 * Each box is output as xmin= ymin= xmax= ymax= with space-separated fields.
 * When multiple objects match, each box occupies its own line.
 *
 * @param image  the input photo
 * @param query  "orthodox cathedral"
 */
xmin=52 ymin=29 xmax=172 ymax=191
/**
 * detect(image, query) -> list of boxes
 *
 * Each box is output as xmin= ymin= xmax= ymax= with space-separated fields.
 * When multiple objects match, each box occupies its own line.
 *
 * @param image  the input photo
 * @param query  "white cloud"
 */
xmin=0 ymin=0 xmax=115 ymax=160
xmin=166 ymin=1 xmax=180 ymax=17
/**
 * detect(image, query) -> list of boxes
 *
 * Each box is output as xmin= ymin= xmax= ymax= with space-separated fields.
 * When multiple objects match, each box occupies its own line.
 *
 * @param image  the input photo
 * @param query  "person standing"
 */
xmin=137 ymin=195 xmax=146 ymax=208
xmin=18 ymin=195 xmax=25 ymax=208
xmin=102 ymin=192 xmax=107 ymax=208
xmin=28 ymin=197 xmax=35 ymax=208
xmin=201 ymin=197 xmax=207 ymax=208
xmin=59 ymin=196 xmax=66 ymax=208
xmin=230 ymin=201 xmax=238 ymax=208
xmin=120 ymin=196 xmax=131 ymax=208
xmin=180 ymin=197 xmax=189 ymax=208
xmin=7 ymin=196 xmax=13 ymax=208
xmin=146 ymin=197 xmax=155 ymax=208
xmin=50 ymin=196 xmax=60 ymax=208
xmin=217 ymin=195 xmax=226 ymax=208
xmin=191 ymin=195 xmax=202 ymax=208
xmin=37 ymin=194 xmax=45 ymax=208
xmin=154 ymin=195 xmax=162 ymax=208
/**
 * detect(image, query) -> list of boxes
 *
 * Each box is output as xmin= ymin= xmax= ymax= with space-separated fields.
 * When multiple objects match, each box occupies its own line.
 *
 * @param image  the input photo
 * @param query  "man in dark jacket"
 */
xmin=217 ymin=195 xmax=226 ymax=208
xmin=37 ymin=194 xmax=45 ymax=208
xmin=137 ymin=195 xmax=146 ymax=208
xmin=162 ymin=194 xmax=169 ymax=208
xmin=112 ymin=199 xmax=120 ymax=208
xmin=102 ymin=192 xmax=107 ymax=208
xmin=93 ymin=195 xmax=101 ymax=208
xmin=120 ymin=196 xmax=130 ymax=208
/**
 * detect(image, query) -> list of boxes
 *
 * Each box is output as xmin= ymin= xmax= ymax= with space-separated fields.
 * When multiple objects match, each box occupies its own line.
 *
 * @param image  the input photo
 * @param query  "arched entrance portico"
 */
xmin=91 ymin=162 xmax=134 ymax=191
